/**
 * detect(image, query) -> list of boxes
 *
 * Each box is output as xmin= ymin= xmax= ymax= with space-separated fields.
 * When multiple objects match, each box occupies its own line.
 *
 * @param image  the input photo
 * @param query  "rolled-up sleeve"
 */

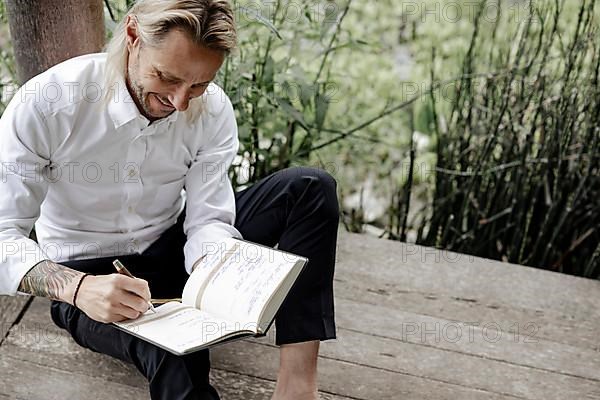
xmin=182 ymin=95 xmax=242 ymax=274
xmin=0 ymin=98 xmax=51 ymax=296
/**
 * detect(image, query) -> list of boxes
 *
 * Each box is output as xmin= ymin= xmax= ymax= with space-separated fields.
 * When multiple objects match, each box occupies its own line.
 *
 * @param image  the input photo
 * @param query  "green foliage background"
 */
xmin=0 ymin=0 xmax=598 ymax=278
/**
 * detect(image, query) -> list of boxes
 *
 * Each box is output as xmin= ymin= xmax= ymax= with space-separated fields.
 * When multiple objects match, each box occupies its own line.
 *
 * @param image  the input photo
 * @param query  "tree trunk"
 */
xmin=5 ymin=0 xmax=105 ymax=84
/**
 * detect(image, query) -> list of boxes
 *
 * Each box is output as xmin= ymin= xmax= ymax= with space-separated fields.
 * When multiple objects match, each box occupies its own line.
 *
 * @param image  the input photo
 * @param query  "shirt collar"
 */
xmin=107 ymin=75 xmax=180 ymax=130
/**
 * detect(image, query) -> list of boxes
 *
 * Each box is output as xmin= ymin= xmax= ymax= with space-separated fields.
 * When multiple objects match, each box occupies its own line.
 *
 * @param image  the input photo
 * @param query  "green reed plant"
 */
xmin=403 ymin=0 xmax=600 ymax=278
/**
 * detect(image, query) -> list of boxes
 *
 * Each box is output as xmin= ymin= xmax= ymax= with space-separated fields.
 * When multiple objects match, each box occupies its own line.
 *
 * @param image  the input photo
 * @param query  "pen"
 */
xmin=112 ymin=259 xmax=157 ymax=314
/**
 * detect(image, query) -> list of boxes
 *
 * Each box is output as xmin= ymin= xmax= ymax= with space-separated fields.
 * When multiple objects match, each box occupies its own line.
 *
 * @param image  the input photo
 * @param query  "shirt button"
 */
xmin=128 ymin=169 xmax=137 ymax=177
xmin=128 ymin=206 xmax=134 ymax=213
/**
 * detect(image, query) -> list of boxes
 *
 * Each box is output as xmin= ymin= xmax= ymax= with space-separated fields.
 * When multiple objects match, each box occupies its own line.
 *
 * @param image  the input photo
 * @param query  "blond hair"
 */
xmin=103 ymin=0 xmax=236 ymax=121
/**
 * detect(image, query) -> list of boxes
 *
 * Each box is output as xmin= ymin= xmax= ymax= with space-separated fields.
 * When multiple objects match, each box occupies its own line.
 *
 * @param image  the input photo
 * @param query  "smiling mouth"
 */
xmin=155 ymin=95 xmax=174 ymax=110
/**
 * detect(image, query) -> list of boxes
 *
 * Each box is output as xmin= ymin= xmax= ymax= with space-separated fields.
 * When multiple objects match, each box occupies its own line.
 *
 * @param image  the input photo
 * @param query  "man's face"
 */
xmin=125 ymin=20 xmax=225 ymax=121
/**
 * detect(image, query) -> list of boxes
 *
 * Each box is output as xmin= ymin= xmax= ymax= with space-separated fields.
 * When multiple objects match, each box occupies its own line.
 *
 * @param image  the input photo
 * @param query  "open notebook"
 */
xmin=113 ymin=238 xmax=308 ymax=355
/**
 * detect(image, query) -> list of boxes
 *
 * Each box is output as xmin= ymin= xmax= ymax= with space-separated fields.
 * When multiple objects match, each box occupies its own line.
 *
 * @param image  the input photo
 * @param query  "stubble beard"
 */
xmin=126 ymin=65 xmax=155 ymax=119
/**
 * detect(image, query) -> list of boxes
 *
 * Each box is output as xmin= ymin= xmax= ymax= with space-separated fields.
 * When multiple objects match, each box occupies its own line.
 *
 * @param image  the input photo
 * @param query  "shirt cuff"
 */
xmin=183 ymin=223 xmax=243 ymax=275
xmin=1 ymin=237 xmax=50 ymax=296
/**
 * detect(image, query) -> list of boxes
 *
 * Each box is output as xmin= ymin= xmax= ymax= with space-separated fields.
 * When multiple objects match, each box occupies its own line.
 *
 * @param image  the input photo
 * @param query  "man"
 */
xmin=0 ymin=1 xmax=339 ymax=399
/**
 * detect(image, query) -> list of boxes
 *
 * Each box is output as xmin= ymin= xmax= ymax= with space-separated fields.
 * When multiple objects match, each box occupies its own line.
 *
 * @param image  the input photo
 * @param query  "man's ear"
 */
xmin=125 ymin=15 xmax=140 ymax=51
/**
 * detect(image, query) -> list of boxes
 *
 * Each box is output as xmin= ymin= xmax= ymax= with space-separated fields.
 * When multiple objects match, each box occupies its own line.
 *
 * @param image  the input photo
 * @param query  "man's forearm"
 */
xmin=18 ymin=260 xmax=84 ymax=303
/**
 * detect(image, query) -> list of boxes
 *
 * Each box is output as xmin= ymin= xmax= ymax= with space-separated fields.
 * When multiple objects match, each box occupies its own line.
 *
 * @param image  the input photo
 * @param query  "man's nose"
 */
xmin=169 ymin=86 xmax=191 ymax=111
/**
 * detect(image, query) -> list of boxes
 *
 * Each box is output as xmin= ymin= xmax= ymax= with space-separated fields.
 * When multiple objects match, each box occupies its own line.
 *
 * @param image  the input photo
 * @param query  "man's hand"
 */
xmin=19 ymin=260 xmax=151 ymax=323
xmin=75 ymin=274 xmax=152 ymax=323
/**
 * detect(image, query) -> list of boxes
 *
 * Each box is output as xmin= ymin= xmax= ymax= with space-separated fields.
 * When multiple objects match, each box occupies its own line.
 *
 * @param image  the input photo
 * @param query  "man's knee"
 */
xmin=283 ymin=167 xmax=339 ymax=219
xmin=282 ymin=166 xmax=337 ymax=193
xmin=299 ymin=166 xmax=337 ymax=189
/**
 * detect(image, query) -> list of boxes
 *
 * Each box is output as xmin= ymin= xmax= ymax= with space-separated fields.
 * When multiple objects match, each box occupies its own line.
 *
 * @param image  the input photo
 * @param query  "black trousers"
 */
xmin=50 ymin=167 xmax=339 ymax=400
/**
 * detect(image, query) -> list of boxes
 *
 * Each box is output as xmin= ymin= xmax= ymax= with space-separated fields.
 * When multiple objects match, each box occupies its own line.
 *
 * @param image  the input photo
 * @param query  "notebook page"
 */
xmin=181 ymin=244 xmax=237 ymax=308
xmin=201 ymin=240 xmax=301 ymax=326
xmin=114 ymin=302 xmax=247 ymax=354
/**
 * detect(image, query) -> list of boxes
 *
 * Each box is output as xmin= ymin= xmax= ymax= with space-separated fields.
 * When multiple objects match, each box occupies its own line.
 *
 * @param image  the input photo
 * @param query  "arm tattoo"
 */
xmin=18 ymin=260 xmax=81 ymax=300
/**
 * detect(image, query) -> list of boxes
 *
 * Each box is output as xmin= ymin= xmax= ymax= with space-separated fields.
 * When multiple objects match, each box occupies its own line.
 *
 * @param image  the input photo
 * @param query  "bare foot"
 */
xmin=271 ymin=389 xmax=318 ymax=400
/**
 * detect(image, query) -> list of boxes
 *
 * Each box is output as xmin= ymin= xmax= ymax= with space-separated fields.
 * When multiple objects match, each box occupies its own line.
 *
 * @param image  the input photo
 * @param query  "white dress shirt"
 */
xmin=0 ymin=52 xmax=242 ymax=296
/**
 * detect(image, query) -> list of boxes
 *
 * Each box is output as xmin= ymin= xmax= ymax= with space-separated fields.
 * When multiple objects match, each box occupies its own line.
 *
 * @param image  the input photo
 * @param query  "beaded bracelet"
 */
xmin=72 ymin=273 xmax=90 ymax=309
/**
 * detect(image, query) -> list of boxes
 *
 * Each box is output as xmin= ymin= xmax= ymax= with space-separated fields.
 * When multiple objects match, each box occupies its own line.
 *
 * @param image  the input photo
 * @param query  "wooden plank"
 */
xmin=10 ymin=298 xmax=522 ymax=399
xmin=0 ymin=341 xmax=353 ymax=400
xmin=5 ymin=230 xmax=599 ymax=400
xmin=3 ymin=298 xmax=353 ymax=400
xmin=213 ymin=338 xmax=523 ymax=400
xmin=3 ymin=297 xmax=148 ymax=388
xmin=229 ymin=328 xmax=600 ymax=400
xmin=0 ymin=295 xmax=30 ymax=341
xmin=8 ymin=298 xmax=518 ymax=400
xmin=0 ymin=354 xmax=149 ymax=400
xmin=335 ymin=231 xmax=600 ymax=322
xmin=334 ymin=272 xmax=600 ymax=351
xmin=335 ymin=231 xmax=600 ymax=350
xmin=334 ymin=297 xmax=600 ymax=382
xmin=321 ymin=327 xmax=599 ymax=400
xmin=11 ymin=268 xmax=593 ymax=395
xmin=0 ymin=348 xmax=354 ymax=400
xmin=2 ymin=333 xmax=149 ymax=388
xmin=211 ymin=368 xmax=355 ymax=400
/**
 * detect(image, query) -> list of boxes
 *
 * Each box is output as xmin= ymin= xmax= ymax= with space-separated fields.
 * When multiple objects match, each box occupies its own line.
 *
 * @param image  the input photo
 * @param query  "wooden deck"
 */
xmin=1 ymin=230 xmax=599 ymax=399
